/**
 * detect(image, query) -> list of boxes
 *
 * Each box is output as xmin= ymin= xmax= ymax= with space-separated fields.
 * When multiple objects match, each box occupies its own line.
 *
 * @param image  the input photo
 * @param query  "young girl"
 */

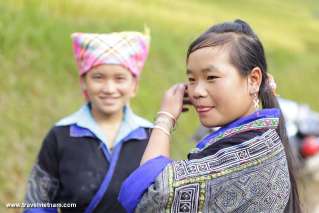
xmin=119 ymin=20 xmax=301 ymax=212
xmin=24 ymin=30 xmax=152 ymax=213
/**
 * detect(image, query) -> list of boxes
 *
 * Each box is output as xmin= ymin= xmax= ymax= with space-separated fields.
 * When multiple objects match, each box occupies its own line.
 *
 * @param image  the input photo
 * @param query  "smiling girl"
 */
xmin=119 ymin=20 xmax=301 ymax=213
xmin=24 ymin=31 xmax=152 ymax=213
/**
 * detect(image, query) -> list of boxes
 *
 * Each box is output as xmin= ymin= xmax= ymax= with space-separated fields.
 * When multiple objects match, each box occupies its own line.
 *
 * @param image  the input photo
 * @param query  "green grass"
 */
xmin=1 ymin=0 xmax=319 ymax=211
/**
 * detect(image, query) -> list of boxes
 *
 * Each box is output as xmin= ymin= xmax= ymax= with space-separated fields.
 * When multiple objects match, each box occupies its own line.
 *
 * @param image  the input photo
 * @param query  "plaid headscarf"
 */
xmin=71 ymin=30 xmax=150 ymax=77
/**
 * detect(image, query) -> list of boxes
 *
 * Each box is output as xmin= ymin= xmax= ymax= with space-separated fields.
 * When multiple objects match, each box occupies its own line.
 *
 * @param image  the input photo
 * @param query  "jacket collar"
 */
xmin=56 ymin=103 xmax=153 ymax=145
xmin=195 ymin=108 xmax=281 ymax=152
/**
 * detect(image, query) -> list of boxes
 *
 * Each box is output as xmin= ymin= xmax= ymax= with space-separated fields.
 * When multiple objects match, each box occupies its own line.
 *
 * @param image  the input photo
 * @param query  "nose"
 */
xmin=101 ymin=80 xmax=116 ymax=94
xmin=192 ymin=81 xmax=208 ymax=99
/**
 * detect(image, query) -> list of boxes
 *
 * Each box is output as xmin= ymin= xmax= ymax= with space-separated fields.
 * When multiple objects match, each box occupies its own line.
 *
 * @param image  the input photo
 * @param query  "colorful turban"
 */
xmin=71 ymin=30 xmax=150 ymax=77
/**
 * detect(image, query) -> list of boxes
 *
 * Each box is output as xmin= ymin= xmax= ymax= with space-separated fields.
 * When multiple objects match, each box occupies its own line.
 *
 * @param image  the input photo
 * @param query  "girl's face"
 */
xmin=187 ymin=46 xmax=256 ymax=127
xmin=82 ymin=64 xmax=137 ymax=118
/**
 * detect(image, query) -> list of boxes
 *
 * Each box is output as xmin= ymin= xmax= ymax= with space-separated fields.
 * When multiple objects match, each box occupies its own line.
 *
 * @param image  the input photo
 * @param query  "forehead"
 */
xmin=187 ymin=46 xmax=232 ymax=73
xmin=88 ymin=64 xmax=132 ymax=76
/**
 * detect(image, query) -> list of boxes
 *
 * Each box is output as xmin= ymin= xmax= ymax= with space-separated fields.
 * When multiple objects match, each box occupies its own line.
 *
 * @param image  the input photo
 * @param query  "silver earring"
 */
xmin=253 ymin=93 xmax=260 ymax=109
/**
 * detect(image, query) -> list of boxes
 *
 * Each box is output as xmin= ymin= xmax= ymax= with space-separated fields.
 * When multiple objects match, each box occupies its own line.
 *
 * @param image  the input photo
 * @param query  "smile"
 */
xmin=99 ymin=96 xmax=120 ymax=100
xmin=99 ymin=97 xmax=120 ymax=103
xmin=195 ymin=106 xmax=214 ymax=113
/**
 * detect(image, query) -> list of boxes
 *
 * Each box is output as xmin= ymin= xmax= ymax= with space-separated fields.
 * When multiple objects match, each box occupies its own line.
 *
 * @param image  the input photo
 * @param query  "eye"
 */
xmin=115 ymin=75 xmax=127 ymax=81
xmin=207 ymin=76 xmax=218 ymax=81
xmin=92 ymin=74 xmax=102 ymax=80
xmin=187 ymin=77 xmax=195 ymax=82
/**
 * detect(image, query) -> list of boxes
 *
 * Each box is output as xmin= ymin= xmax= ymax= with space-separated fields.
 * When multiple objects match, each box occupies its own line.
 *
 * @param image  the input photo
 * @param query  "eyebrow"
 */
xmin=186 ymin=65 xmax=220 ymax=74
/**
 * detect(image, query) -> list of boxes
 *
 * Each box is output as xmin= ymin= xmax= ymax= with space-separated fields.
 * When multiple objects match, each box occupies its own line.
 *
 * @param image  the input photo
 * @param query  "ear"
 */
xmin=247 ymin=67 xmax=262 ymax=94
xmin=130 ymin=77 xmax=139 ymax=98
xmin=80 ymin=75 xmax=87 ymax=91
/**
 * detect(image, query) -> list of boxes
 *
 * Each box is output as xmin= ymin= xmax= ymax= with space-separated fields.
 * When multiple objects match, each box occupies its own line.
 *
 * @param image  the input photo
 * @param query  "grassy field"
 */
xmin=1 ymin=0 xmax=319 ymax=211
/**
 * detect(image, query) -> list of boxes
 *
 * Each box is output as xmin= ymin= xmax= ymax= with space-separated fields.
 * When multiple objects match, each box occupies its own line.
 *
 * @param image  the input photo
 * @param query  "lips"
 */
xmin=195 ymin=106 xmax=214 ymax=113
xmin=99 ymin=96 xmax=120 ymax=104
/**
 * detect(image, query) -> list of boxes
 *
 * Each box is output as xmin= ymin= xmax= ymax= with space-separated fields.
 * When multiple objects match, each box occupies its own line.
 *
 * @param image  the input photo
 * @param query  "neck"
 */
xmin=91 ymin=107 xmax=124 ymax=147
xmin=91 ymin=107 xmax=124 ymax=127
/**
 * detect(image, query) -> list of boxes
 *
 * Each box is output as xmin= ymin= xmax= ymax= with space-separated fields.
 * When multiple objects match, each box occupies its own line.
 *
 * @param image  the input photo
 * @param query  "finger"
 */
xmin=168 ymin=84 xmax=181 ymax=95
xmin=174 ymin=83 xmax=186 ymax=95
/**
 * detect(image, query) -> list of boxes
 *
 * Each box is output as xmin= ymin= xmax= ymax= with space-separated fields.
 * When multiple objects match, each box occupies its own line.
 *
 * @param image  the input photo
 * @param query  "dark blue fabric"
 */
xmin=70 ymin=124 xmax=94 ymax=138
xmin=70 ymin=125 xmax=148 ymax=162
xmin=84 ymin=143 xmax=122 ymax=213
xmin=122 ymin=127 xmax=149 ymax=142
xmin=196 ymin=108 xmax=281 ymax=149
xmin=84 ymin=128 xmax=148 ymax=213
xmin=24 ymin=208 xmax=57 ymax=213
xmin=118 ymin=156 xmax=172 ymax=213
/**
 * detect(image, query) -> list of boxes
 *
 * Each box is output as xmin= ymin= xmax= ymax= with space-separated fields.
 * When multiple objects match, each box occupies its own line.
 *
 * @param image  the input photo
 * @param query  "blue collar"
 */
xmin=196 ymin=108 xmax=281 ymax=150
xmin=55 ymin=104 xmax=153 ymax=148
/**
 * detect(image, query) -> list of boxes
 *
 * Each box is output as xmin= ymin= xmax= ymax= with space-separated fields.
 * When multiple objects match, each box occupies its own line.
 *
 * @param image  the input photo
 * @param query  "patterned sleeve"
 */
xmin=24 ymin=128 xmax=60 ymax=213
xmin=135 ymin=165 xmax=171 ymax=213
xmin=118 ymin=156 xmax=172 ymax=213
xmin=136 ymin=129 xmax=291 ymax=213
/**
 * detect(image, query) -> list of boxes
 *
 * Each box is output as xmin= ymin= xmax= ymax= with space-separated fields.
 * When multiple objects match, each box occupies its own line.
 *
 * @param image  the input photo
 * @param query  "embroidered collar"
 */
xmin=193 ymin=108 xmax=281 ymax=153
xmin=55 ymin=104 xmax=153 ymax=147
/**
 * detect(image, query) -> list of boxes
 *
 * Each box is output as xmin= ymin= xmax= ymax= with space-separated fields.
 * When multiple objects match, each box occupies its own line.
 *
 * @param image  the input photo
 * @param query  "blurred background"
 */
xmin=0 ymin=0 xmax=318 ymax=212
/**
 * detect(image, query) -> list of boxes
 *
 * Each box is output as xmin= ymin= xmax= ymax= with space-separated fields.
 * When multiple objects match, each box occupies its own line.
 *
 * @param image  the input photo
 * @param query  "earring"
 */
xmin=253 ymin=93 xmax=260 ymax=109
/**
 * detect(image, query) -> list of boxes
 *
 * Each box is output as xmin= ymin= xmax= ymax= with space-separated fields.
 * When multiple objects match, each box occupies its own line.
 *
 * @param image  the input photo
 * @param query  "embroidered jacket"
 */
xmin=119 ymin=108 xmax=292 ymax=213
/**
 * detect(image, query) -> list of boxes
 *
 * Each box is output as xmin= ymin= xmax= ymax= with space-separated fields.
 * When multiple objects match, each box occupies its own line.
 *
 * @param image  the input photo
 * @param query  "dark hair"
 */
xmin=187 ymin=19 xmax=301 ymax=212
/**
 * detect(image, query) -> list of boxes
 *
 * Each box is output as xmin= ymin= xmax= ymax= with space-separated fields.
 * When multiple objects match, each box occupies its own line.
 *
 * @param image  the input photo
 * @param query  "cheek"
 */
xmin=187 ymin=85 xmax=196 ymax=104
xmin=212 ymin=81 xmax=241 ymax=106
xmin=85 ymin=82 xmax=100 ymax=94
xmin=118 ymin=82 xmax=136 ymax=96
xmin=222 ymin=81 xmax=249 ymax=107
xmin=206 ymin=82 xmax=222 ymax=100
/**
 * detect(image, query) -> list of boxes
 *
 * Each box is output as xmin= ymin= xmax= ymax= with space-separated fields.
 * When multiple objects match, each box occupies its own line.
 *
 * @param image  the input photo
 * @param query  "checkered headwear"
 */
xmin=71 ymin=30 xmax=150 ymax=77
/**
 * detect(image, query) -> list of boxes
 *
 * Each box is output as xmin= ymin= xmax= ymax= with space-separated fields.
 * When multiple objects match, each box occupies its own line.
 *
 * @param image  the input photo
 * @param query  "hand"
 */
xmin=160 ymin=83 xmax=188 ymax=120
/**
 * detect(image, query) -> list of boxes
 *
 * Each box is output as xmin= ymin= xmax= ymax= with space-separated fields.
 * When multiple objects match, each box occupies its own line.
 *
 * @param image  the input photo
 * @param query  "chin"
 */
xmin=200 ymin=119 xmax=218 ymax=128
xmin=103 ymin=108 xmax=121 ymax=115
xmin=98 ymin=105 xmax=122 ymax=115
xmin=200 ymin=116 xmax=230 ymax=128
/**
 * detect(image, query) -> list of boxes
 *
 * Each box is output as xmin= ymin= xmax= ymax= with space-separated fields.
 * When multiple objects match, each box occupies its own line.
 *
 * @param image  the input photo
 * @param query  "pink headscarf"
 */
xmin=71 ymin=30 xmax=150 ymax=77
